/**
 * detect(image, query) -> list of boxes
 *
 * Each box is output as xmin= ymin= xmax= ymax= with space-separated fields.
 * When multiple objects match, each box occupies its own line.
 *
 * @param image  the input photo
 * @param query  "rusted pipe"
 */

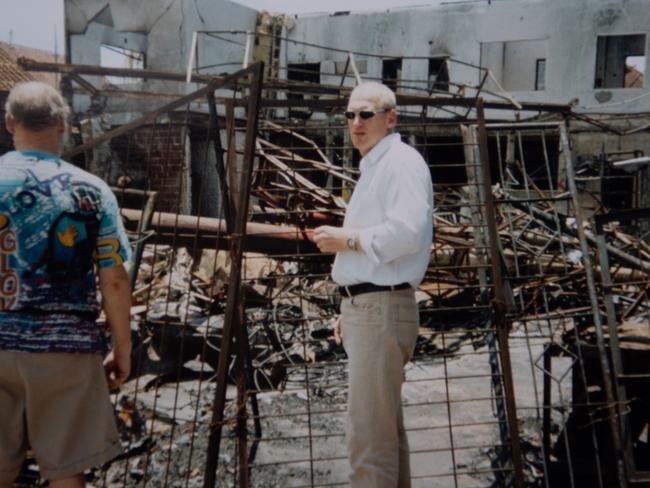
xmin=120 ymin=208 xmax=319 ymax=256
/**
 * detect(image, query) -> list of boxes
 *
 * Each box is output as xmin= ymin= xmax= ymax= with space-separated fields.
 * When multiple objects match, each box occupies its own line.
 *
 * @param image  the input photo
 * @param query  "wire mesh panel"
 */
xmin=477 ymin=121 xmax=629 ymax=488
xmin=26 ymin=70 xmax=635 ymax=488
xmin=45 ymin=64 xmax=268 ymax=488
xmin=595 ymin=209 xmax=650 ymax=486
xmin=16 ymin=31 xmax=648 ymax=487
xmin=222 ymin=111 xmax=638 ymax=488
xmin=212 ymin=100 xmax=527 ymax=488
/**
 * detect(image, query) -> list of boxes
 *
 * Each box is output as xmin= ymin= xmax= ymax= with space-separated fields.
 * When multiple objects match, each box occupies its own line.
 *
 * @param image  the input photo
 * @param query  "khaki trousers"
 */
xmin=0 ymin=351 xmax=122 ymax=481
xmin=340 ymin=288 xmax=419 ymax=488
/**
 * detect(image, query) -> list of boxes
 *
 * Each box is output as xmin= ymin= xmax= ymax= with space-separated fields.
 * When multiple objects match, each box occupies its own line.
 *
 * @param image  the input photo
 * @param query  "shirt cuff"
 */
xmin=357 ymin=227 xmax=381 ymax=265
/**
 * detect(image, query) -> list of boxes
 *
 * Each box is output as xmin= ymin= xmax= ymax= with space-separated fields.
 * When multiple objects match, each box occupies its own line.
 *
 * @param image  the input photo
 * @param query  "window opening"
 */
xmin=595 ymin=34 xmax=646 ymax=88
xmin=286 ymin=63 xmax=320 ymax=118
xmin=428 ymin=58 xmax=450 ymax=92
xmin=99 ymin=44 xmax=145 ymax=85
xmin=382 ymin=58 xmax=402 ymax=92
xmin=535 ymin=59 xmax=546 ymax=91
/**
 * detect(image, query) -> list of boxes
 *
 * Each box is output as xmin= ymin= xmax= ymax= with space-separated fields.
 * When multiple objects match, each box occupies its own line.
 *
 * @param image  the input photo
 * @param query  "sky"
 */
xmin=0 ymin=0 xmax=65 ymax=51
xmin=0 ymin=0 xmax=436 ymax=53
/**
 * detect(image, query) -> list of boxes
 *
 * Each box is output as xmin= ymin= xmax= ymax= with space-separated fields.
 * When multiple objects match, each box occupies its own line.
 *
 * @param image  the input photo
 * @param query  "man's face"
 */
xmin=346 ymin=95 xmax=396 ymax=157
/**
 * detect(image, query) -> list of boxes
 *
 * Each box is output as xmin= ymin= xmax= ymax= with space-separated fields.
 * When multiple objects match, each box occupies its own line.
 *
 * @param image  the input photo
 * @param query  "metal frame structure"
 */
xmin=13 ymin=54 xmax=650 ymax=487
xmin=595 ymin=208 xmax=650 ymax=485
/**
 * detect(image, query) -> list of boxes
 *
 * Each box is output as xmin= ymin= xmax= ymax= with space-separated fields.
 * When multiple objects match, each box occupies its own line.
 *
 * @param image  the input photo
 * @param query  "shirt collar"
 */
xmin=359 ymin=133 xmax=400 ymax=173
xmin=17 ymin=150 xmax=62 ymax=163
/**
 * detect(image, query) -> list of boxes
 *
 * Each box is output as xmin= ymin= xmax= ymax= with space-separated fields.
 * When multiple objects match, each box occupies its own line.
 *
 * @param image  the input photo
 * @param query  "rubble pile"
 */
xmin=88 ymin=120 xmax=650 ymax=486
xmin=99 ymin=171 xmax=650 ymax=483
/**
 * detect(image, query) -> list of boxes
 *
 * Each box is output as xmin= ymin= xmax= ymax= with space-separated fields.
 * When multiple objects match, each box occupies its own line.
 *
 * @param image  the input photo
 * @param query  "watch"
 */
xmin=346 ymin=235 xmax=356 ymax=251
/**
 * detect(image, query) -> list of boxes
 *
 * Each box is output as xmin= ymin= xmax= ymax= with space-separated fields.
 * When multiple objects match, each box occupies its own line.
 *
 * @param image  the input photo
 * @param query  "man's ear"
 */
xmin=5 ymin=113 xmax=15 ymax=135
xmin=57 ymin=115 xmax=66 ymax=135
xmin=386 ymin=108 xmax=397 ymax=130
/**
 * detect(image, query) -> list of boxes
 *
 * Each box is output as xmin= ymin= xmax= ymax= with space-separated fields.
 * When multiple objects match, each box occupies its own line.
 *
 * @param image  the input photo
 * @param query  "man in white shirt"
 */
xmin=314 ymin=82 xmax=433 ymax=488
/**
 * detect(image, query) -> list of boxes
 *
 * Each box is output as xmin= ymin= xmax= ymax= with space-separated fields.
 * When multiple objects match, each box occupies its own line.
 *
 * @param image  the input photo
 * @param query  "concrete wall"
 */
xmin=63 ymin=0 xmax=650 ymax=214
xmin=66 ymin=0 xmax=258 ymax=113
xmin=65 ymin=0 xmax=258 ymax=207
xmin=66 ymin=0 xmax=650 ymax=116
xmin=284 ymin=0 xmax=650 ymax=115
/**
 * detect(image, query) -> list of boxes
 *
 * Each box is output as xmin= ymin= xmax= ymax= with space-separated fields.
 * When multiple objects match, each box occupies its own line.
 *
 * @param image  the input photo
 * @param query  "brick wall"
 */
xmin=0 ymin=113 xmax=191 ymax=214
xmin=111 ymin=123 xmax=188 ymax=214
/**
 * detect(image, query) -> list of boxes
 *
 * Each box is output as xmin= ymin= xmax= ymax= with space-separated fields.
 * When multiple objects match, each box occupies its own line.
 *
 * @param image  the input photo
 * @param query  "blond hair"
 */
xmin=349 ymin=82 xmax=396 ymax=109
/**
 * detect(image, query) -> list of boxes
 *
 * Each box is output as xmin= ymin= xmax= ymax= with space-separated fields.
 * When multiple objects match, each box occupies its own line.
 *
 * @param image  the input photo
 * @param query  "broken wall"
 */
xmin=64 ymin=0 xmax=258 ymax=216
xmin=66 ymin=0 xmax=258 ymax=114
xmin=284 ymin=0 xmax=650 ymax=114
xmin=571 ymin=128 xmax=650 ymax=213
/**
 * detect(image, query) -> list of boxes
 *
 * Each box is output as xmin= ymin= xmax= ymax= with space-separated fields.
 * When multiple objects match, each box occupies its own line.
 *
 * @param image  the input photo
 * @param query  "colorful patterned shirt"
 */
xmin=0 ymin=150 xmax=131 ymax=353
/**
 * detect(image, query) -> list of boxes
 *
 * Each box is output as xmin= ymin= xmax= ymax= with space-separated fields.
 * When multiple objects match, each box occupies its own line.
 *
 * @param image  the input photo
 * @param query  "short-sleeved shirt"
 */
xmin=0 ymin=150 xmax=131 ymax=353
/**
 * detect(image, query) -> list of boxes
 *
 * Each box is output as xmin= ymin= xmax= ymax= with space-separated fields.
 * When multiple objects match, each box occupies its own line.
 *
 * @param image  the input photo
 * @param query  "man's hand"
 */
xmin=334 ymin=316 xmax=343 ymax=345
xmin=103 ymin=345 xmax=131 ymax=390
xmin=98 ymin=264 xmax=132 ymax=391
xmin=313 ymin=226 xmax=351 ymax=253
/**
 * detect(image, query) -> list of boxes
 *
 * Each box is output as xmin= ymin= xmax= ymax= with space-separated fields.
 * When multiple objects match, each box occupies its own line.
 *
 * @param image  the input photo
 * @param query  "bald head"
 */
xmin=5 ymin=81 xmax=69 ymax=131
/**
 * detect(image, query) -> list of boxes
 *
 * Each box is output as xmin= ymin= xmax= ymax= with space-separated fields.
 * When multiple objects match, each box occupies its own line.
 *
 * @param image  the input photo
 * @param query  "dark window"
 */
xmin=287 ymin=63 xmax=320 ymax=85
xmin=535 ymin=59 xmax=546 ymax=90
xmin=428 ymin=58 xmax=450 ymax=92
xmin=382 ymin=58 xmax=402 ymax=92
xmin=286 ymin=63 xmax=320 ymax=118
xmin=415 ymin=136 xmax=466 ymax=185
xmin=595 ymin=34 xmax=646 ymax=88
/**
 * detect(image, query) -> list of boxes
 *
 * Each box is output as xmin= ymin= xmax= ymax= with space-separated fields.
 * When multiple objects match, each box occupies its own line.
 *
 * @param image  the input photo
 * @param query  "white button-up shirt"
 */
xmin=332 ymin=133 xmax=433 ymax=288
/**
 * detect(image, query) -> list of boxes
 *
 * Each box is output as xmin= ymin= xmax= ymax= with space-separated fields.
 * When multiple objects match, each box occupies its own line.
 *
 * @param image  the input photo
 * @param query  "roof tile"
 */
xmin=0 ymin=46 xmax=34 ymax=92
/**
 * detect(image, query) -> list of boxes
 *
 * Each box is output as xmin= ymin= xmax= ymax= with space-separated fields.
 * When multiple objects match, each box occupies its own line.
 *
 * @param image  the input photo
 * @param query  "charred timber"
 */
xmin=19 ymin=58 xmax=571 ymax=113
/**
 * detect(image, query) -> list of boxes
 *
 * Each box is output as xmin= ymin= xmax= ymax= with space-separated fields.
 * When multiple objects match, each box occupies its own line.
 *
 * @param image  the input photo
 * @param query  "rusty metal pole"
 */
xmin=207 ymin=90 xmax=234 ymax=233
xmin=225 ymin=99 xmax=239 ymax=220
xmin=235 ymin=293 xmax=249 ymax=488
xmin=203 ymin=61 xmax=264 ymax=488
xmin=594 ymin=215 xmax=634 ymax=480
xmin=476 ymin=98 xmax=525 ymax=488
xmin=561 ymin=121 xmax=628 ymax=487
xmin=120 ymin=189 xmax=157 ymax=290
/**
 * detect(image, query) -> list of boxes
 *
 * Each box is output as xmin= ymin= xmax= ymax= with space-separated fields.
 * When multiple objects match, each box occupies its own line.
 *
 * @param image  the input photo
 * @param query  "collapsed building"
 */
xmin=8 ymin=0 xmax=650 ymax=486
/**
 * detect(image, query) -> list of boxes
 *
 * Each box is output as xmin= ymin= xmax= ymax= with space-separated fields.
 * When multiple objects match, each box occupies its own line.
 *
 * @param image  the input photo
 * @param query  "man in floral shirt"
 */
xmin=0 ymin=81 xmax=132 ymax=488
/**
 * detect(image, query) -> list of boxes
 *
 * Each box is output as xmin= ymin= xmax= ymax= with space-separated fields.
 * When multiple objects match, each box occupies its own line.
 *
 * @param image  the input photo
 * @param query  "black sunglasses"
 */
xmin=344 ymin=108 xmax=390 ymax=120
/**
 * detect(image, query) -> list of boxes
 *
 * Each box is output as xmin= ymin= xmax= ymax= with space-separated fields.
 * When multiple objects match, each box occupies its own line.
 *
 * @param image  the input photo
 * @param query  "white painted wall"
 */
xmin=283 ymin=0 xmax=650 ymax=114
xmin=67 ymin=0 xmax=258 ymax=106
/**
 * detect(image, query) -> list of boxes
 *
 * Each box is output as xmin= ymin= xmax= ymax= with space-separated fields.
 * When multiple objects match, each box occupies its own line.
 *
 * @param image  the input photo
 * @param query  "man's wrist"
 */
xmin=112 ymin=338 xmax=132 ymax=353
xmin=346 ymin=233 xmax=357 ymax=251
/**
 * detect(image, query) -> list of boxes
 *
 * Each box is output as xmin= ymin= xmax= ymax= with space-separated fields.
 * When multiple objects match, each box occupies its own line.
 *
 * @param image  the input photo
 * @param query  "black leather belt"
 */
xmin=339 ymin=282 xmax=411 ymax=298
